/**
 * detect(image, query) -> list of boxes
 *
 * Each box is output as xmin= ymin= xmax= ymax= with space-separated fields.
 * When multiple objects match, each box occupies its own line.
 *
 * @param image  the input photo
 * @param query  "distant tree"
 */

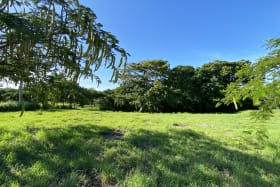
xmin=86 ymin=88 xmax=106 ymax=107
xmin=114 ymin=60 xmax=249 ymax=113
xmin=167 ymin=65 xmax=197 ymax=112
xmin=27 ymin=73 xmax=92 ymax=108
xmin=145 ymin=80 xmax=168 ymax=112
xmin=0 ymin=88 xmax=18 ymax=101
xmin=98 ymin=89 xmax=115 ymax=111
xmin=196 ymin=60 xmax=250 ymax=112
xmin=115 ymin=60 xmax=170 ymax=112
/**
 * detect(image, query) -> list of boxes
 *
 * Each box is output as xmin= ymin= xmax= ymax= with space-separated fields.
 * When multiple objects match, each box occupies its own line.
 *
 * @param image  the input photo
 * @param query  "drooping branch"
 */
xmin=0 ymin=0 xmax=129 ymax=85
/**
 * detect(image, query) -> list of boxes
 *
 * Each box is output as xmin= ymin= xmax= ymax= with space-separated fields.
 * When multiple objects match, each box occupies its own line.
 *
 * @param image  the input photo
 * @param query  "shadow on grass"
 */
xmin=0 ymin=125 xmax=279 ymax=186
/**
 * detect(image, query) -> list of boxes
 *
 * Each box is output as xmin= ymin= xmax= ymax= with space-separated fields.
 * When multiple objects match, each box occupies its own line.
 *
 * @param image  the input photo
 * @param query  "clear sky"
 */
xmin=79 ymin=0 xmax=280 ymax=90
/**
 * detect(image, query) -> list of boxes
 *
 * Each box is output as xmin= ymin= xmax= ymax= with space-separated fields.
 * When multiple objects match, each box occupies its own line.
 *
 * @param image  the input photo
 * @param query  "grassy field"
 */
xmin=0 ymin=109 xmax=279 ymax=186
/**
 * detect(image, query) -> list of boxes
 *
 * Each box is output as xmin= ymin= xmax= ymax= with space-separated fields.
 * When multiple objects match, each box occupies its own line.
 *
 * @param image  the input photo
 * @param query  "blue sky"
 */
xmin=79 ymin=0 xmax=280 ymax=90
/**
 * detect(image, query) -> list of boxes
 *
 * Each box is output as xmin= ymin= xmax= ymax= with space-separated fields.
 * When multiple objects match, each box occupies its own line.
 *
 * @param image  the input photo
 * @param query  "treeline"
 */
xmin=0 ymin=60 xmax=256 ymax=113
xmin=103 ymin=60 xmax=255 ymax=113
xmin=0 ymin=74 xmax=105 ymax=110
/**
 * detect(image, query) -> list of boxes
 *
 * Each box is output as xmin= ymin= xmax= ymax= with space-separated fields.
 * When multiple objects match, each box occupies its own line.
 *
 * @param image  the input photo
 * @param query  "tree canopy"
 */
xmin=112 ymin=60 xmax=251 ymax=113
xmin=0 ymin=0 xmax=129 ymax=86
xmin=115 ymin=60 xmax=170 ymax=112
xmin=221 ymin=39 xmax=280 ymax=119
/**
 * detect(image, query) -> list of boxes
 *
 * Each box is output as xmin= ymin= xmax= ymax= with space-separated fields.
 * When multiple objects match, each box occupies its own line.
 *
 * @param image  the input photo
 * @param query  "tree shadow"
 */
xmin=0 ymin=125 xmax=108 ymax=186
xmin=0 ymin=125 xmax=279 ymax=186
xmin=106 ymin=129 xmax=280 ymax=186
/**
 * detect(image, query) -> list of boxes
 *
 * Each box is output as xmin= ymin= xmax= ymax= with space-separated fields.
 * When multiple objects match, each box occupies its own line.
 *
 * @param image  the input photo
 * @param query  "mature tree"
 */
xmin=221 ymin=39 xmax=280 ymax=119
xmin=196 ymin=60 xmax=250 ymax=112
xmin=115 ymin=60 xmax=170 ymax=112
xmin=114 ymin=60 xmax=250 ymax=113
xmin=98 ymin=89 xmax=116 ymax=111
xmin=0 ymin=0 xmax=128 ymax=104
xmin=145 ymin=80 xmax=168 ymax=112
xmin=167 ymin=65 xmax=197 ymax=112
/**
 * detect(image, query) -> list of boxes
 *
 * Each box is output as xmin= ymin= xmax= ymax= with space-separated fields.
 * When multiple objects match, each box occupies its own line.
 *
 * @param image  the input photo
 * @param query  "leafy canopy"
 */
xmin=0 ymin=0 xmax=129 ymax=85
xmin=221 ymin=39 xmax=280 ymax=120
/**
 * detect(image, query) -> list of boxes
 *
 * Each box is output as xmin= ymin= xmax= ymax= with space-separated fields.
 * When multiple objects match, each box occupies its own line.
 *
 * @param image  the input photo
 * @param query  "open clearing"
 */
xmin=0 ymin=110 xmax=279 ymax=186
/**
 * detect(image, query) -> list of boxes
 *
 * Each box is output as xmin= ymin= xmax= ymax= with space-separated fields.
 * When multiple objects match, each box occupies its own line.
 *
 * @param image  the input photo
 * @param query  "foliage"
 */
xmin=166 ymin=65 xmax=198 ymax=112
xmin=221 ymin=39 xmax=280 ymax=119
xmin=26 ymin=73 xmax=92 ymax=108
xmin=0 ymin=59 xmax=254 ymax=113
xmin=144 ymin=80 xmax=168 ymax=112
xmin=0 ymin=100 xmax=18 ymax=111
xmin=0 ymin=110 xmax=279 ymax=186
xmin=0 ymin=101 xmax=39 ymax=111
xmin=115 ymin=60 xmax=170 ymax=112
xmin=98 ymin=89 xmax=116 ymax=111
xmin=0 ymin=79 xmax=103 ymax=109
xmin=114 ymin=60 xmax=252 ymax=113
xmin=0 ymin=88 xmax=18 ymax=101
xmin=196 ymin=60 xmax=251 ymax=112
xmin=0 ymin=0 xmax=129 ymax=109
xmin=0 ymin=88 xmax=35 ymax=103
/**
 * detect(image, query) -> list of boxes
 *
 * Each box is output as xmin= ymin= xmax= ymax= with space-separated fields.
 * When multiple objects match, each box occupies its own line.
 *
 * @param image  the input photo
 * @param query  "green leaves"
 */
xmin=221 ymin=39 xmax=280 ymax=120
xmin=115 ymin=60 xmax=170 ymax=112
xmin=0 ymin=0 xmax=128 ymax=87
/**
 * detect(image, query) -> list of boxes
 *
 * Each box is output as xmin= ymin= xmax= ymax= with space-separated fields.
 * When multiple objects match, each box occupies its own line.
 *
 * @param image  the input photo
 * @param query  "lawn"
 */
xmin=0 ymin=109 xmax=279 ymax=186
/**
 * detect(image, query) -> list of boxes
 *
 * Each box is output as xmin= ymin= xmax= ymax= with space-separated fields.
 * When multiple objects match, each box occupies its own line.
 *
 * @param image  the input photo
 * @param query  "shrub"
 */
xmin=0 ymin=101 xmax=39 ymax=112
xmin=25 ymin=102 xmax=40 ymax=111
xmin=0 ymin=88 xmax=18 ymax=101
xmin=0 ymin=101 xmax=19 ymax=111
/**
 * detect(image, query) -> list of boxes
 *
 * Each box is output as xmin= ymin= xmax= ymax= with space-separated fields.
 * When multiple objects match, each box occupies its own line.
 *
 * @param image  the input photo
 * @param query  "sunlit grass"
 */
xmin=0 ymin=110 xmax=279 ymax=186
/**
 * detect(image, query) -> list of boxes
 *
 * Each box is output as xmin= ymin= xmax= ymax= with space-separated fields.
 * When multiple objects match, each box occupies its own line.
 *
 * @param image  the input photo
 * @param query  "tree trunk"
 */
xmin=18 ymin=80 xmax=23 ymax=104
xmin=18 ymin=81 xmax=25 ymax=117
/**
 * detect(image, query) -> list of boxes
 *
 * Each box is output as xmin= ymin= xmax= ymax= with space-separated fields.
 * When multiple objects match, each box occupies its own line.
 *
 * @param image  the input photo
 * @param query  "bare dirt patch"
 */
xmin=199 ymin=123 xmax=211 ymax=127
xmin=100 ymin=129 xmax=124 ymax=138
xmin=173 ymin=123 xmax=191 ymax=129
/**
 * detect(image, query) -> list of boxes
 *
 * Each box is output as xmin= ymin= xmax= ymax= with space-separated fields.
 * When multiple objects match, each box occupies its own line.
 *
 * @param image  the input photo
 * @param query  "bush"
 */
xmin=0 ymin=101 xmax=19 ymax=111
xmin=0 ymin=101 xmax=39 ymax=112
xmin=25 ymin=102 xmax=40 ymax=111
xmin=0 ymin=88 xmax=18 ymax=101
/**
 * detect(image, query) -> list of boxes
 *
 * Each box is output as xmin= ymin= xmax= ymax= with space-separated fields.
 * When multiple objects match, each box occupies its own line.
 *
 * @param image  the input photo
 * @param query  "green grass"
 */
xmin=0 ymin=110 xmax=279 ymax=186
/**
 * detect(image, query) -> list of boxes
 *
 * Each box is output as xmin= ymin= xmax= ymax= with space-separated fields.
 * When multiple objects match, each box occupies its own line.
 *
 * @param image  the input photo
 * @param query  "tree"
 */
xmin=98 ymin=89 xmax=116 ymax=111
xmin=0 ymin=0 xmax=129 ymax=104
xmin=196 ymin=60 xmax=250 ymax=112
xmin=145 ymin=80 xmax=168 ymax=112
xmin=114 ymin=60 xmax=249 ymax=113
xmin=166 ymin=65 xmax=197 ymax=112
xmin=115 ymin=60 xmax=170 ymax=112
xmin=221 ymin=39 xmax=280 ymax=119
